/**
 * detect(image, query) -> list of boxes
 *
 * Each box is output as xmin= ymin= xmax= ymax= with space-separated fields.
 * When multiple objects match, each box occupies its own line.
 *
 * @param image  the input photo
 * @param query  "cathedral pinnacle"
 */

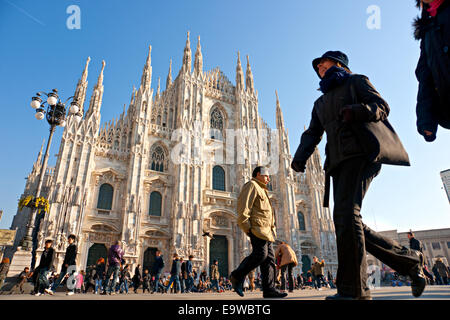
xmin=275 ymin=90 xmax=285 ymax=130
xmin=95 ymin=60 xmax=106 ymax=89
xmin=182 ymin=31 xmax=192 ymax=73
xmin=194 ymin=35 xmax=203 ymax=76
xmin=246 ymin=55 xmax=254 ymax=92
xmin=157 ymin=77 xmax=161 ymax=97
xmin=236 ymin=51 xmax=244 ymax=91
xmin=166 ymin=59 xmax=173 ymax=88
xmin=140 ymin=45 xmax=152 ymax=91
xmin=82 ymin=56 xmax=91 ymax=83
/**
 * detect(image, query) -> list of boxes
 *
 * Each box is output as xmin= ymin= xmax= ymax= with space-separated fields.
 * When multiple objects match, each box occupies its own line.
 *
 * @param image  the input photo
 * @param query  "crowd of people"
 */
xmin=1 ymin=231 xmax=449 ymax=297
xmin=0 ymin=233 xmax=339 ymax=296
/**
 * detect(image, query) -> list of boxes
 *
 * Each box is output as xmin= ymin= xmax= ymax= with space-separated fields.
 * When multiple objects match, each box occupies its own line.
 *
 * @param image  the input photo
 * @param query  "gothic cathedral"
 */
xmin=8 ymin=33 xmax=337 ymax=277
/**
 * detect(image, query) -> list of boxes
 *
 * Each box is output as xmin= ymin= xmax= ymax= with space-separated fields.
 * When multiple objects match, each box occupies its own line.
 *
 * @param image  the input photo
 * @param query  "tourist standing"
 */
xmin=50 ymin=234 xmax=77 ymax=295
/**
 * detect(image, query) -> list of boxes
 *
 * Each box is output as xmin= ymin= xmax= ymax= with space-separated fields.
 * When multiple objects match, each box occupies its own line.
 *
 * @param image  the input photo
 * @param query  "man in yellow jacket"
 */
xmin=230 ymin=166 xmax=288 ymax=299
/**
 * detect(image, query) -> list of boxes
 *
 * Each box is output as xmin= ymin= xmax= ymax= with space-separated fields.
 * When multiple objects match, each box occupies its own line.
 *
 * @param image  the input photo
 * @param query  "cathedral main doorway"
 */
xmin=301 ymin=255 xmax=311 ymax=274
xmin=86 ymin=243 xmax=108 ymax=268
xmin=209 ymin=235 xmax=228 ymax=277
xmin=143 ymin=247 xmax=158 ymax=273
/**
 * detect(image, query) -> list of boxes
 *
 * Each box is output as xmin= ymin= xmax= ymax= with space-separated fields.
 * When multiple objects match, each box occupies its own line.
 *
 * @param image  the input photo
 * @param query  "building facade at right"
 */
xmin=366 ymin=228 xmax=450 ymax=271
xmin=441 ymin=169 xmax=450 ymax=204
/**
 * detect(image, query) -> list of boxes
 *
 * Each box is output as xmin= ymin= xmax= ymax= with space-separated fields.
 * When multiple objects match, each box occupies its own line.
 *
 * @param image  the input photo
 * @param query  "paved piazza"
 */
xmin=1 ymin=286 xmax=449 ymax=300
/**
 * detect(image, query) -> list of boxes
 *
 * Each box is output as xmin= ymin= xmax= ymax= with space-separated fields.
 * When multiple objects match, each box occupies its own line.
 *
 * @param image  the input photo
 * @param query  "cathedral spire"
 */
xmin=140 ymin=45 xmax=152 ymax=91
xmin=95 ymin=60 xmax=106 ymax=89
xmin=166 ymin=59 xmax=173 ymax=89
xmin=73 ymin=56 xmax=90 ymax=116
xmin=275 ymin=90 xmax=285 ymax=130
xmin=156 ymin=77 xmax=161 ymax=98
xmin=86 ymin=60 xmax=105 ymax=119
xmin=36 ymin=138 xmax=45 ymax=165
xmin=194 ymin=35 xmax=203 ymax=76
xmin=236 ymin=51 xmax=244 ymax=91
xmin=246 ymin=55 xmax=255 ymax=93
xmin=32 ymin=139 xmax=45 ymax=175
xmin=182 ymin=31 xmax=192 ymax=73
xmin=81 ymin=56 xmax=90 ymax=83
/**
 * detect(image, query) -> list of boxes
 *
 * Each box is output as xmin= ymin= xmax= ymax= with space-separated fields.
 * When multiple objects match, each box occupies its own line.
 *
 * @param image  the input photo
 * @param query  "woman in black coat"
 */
xmin=291 ymin=51 xmax=426 ymax=300
xmin=132 ymin=265 xmax=141 ymax=293
xmin=413 ymin=0 xmax=450 ymax=142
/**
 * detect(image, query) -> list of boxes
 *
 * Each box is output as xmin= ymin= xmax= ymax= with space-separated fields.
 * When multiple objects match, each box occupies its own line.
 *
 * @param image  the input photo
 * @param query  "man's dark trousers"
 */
xmin=231 ymin=232 xmax=276 ymax=293
xmin=332 ymin=157 xmax=421 ymax=298
xmin=281 ymin=263 xmax=294 ymax=291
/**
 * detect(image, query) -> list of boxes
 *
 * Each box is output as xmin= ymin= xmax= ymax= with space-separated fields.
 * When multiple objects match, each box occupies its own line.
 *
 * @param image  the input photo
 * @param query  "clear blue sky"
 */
xmin=0 ymin=0 xmax=449 ymax=232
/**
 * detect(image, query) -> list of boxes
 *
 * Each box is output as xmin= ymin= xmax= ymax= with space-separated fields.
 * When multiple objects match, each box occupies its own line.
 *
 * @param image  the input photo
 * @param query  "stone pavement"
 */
xmin=1 ymin=286 xmax=449 ymax=300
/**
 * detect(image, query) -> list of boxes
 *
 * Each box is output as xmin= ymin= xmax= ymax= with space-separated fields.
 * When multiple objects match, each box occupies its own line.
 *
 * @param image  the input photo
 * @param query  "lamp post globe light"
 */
xmin=20 ymin=89 xmax=79 ymax=264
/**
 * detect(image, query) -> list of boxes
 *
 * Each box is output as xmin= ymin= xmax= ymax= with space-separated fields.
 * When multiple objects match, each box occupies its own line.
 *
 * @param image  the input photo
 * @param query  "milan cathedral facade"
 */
xmin=8 ymin=33 xmax=337 ymax=277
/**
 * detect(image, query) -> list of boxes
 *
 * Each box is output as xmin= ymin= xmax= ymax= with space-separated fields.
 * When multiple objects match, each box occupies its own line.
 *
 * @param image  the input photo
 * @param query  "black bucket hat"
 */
xmin=312 ymin=51 xmax=350 ymax=77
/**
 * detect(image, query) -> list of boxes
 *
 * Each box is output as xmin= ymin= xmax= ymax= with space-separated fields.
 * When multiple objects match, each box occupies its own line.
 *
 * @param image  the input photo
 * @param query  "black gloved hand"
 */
xmin=291 ymin=161 xmax=305 ymax=173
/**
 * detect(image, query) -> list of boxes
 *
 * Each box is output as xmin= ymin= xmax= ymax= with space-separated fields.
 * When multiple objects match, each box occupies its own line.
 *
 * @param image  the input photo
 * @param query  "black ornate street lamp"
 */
xmin=20 ymin=89 xmax=80 ymax=262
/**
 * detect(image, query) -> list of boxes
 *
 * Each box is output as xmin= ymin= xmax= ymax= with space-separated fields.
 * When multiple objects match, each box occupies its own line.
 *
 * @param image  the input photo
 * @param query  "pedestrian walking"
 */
xmin=35 ymin=239 xmax=55 ymax=296
xmin=185 ymin=255 xmax=194 ymax=293
xmin=165 ymin=253 xmax=181 ymax=293
xmin=151 ymin=250 xmax=165 ymax=293
xmin=49 ymin=234 xmax=77 ymax=295
xmin=120 ymin=264 xmax=131 ymax=294
xmin=210 ymin=260 xmax=221 ymax=292
xmin=102 ymin=240 xmax=124 ymax=295
xmin=180 ymin=257 xmax=186 ymax=293
xmin=230 ymin=166 xmax=287 ymax=299
xmin=142 ymin=269 xmax=151 ymax=293
xmin=0 ymin=258 xmax=10 ymax=290
xmin=248 ymin=270 xmax=255 ymax=292
xmin=75 ymin=271 xmax=84 ymax=294
xmin=84 ymin=266 xmax=96 ymax=293
xmin=275 ymin=241 xmax=298 ymax=292
xmin=132 ymin=264 xmax=142 ymax=293
xmin=408 ymin=231 xmax=424 ymax=253
xmin=413 ymin=0 xmax=450 ymax=142
xmin=94 ymin=258 xmax=105 ymax=294
xmin=291 ymin=51 xmax=426 ymax=300
xmin=434 ymin=258 xmax=449 ymax=285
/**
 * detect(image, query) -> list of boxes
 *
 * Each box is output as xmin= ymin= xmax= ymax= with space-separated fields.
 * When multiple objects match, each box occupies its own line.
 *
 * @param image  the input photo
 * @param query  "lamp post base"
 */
xmin=7 ymin=247 xmax=34 ymax=279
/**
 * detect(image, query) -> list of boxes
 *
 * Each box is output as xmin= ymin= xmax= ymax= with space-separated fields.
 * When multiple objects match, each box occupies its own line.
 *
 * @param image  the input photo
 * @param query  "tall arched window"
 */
xmin=212 ymin=166 xmax=225 ymax=191
xmin=210 ymin=107 xmax=224 ymax=140
xmin=150 ymin=145 xmax=165 ymax=172
xmin=149 ymin=191 xmax=162 ymax=216
xmin=297 ymin=211 xmax=306 ymax=231
xmin=97 ymin=183 xmax=114 ymax=211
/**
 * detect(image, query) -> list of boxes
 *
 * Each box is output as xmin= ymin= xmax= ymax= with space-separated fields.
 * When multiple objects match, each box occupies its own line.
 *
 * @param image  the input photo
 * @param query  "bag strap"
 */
xmin=348 ymin=75 xmax=358 ymax=104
